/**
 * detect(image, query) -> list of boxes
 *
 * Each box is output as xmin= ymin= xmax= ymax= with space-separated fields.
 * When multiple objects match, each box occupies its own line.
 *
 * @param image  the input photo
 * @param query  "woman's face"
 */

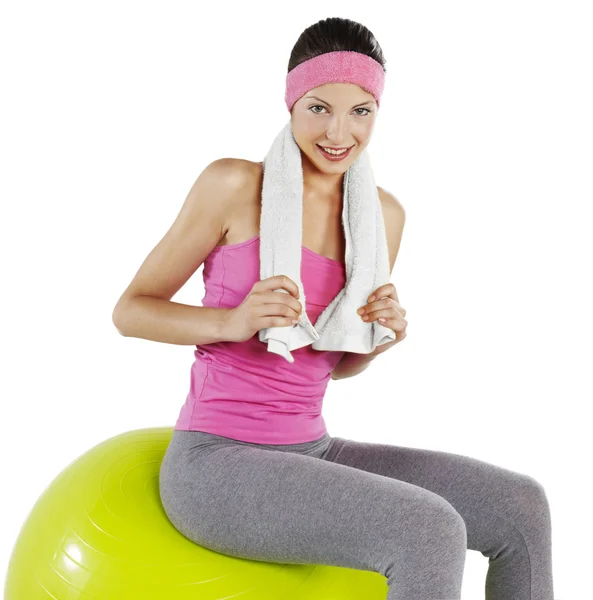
xmin=290 ymin=83 xmax=378 ymax=173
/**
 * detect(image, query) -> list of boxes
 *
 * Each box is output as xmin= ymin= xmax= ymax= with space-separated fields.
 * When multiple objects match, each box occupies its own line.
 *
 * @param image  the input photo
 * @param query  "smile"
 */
xmin=316 ymin=144 xmax=354 ymax=161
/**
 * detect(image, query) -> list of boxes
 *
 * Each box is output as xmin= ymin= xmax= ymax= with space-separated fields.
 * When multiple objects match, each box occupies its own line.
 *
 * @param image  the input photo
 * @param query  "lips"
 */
xmin=316 ymin=144 xmax=354 ymax=161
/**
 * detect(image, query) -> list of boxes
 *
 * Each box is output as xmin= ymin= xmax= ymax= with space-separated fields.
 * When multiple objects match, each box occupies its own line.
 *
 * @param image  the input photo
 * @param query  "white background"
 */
xmin=2 ymin=1 xmax=591 ymax=598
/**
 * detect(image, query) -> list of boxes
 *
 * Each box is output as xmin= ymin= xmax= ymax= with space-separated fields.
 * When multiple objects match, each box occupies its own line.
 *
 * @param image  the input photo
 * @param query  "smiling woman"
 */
xmin=112 ymin=14 xmax=555 ymax=600
xmin=290 ymin=58 xmax=382 ymax=176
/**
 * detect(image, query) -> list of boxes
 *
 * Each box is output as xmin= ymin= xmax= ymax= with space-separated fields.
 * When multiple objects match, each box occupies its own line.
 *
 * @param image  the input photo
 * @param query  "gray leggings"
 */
xmin=159 ymin=429 xmax=555 ymax=600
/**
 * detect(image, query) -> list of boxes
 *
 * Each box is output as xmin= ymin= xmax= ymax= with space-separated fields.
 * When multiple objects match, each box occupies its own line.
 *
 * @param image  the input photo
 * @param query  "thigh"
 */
xmin=324 ymin=437 xmax=551 ymax=556
xmin=159 ymin=431 xmax=466 ymax=575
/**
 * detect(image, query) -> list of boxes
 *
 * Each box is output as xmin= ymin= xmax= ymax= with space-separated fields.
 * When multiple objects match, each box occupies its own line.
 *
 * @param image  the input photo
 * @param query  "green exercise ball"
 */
xmin=5 ymin=427 xmax=387 ymax=599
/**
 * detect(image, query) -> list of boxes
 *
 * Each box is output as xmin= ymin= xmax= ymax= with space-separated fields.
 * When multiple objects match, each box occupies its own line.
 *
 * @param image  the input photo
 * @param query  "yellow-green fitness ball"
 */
xmin=5 ymin=427 xmax=388 ymax=599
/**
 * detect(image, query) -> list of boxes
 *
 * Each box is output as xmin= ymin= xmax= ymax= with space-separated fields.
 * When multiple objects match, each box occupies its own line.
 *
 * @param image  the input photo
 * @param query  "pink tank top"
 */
xmin=174 ymin=234 xmax=347 ymax=444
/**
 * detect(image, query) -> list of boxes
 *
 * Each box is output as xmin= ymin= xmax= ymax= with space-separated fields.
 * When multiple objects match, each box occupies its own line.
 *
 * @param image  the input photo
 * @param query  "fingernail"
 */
xmin=368 ymin=295 xmax=375 ymax=302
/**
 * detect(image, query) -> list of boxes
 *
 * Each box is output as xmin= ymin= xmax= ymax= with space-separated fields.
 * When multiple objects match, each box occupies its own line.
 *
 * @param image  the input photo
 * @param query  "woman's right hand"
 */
xmin=221 ymin=275 xmax=303 ymax=343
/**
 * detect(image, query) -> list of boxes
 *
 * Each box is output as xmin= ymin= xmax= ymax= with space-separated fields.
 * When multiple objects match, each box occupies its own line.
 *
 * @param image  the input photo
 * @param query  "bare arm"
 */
xmin=330 ymin=352 xmax=378 ymax=381
xmin=112 ymin=158 xmax=246 ymax=346
xmin=113 ymin=298 xmax=232 ymax=346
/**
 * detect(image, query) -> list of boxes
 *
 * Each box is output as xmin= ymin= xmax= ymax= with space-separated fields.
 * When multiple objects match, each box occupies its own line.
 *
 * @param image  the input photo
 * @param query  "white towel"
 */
xmin=257 ymin=121 xmax=396 ymax=363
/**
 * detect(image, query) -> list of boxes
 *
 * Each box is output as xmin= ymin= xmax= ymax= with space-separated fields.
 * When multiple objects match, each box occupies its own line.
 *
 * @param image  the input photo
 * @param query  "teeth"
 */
xmin=321 ymin=146 xmax=348 ymax=155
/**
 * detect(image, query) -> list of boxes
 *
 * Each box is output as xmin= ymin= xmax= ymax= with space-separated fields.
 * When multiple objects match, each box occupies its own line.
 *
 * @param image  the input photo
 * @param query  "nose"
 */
xmin=325 ymin=115 xmax=350 ymax=145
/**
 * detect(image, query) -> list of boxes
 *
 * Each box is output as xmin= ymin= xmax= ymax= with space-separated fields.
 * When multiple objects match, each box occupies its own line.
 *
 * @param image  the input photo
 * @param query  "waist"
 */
xmin=174 ymin=409 xmax=329 ymax=444
xmin=174 ymin=346 xmax=333 ymax=444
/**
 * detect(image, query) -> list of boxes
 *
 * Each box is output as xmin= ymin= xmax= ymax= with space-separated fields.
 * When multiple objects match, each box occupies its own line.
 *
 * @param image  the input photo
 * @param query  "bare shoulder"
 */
xmin=211 ymin=157 xmax=256 ymax=188
xmin=378 ymin=186 xmax=405 ymax=218
xmin=218 ymin=158 xmax=263 ymax=195
xmin=377 ymin=186 xmax=406 ymax=273
xmin=209 ymin=157 xmax=259 ymax=227
xmin=243 ymin=158 xmax=264 ymax=182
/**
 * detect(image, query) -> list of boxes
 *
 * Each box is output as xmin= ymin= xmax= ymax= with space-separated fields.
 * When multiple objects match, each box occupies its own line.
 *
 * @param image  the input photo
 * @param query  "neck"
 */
xmin=301 ymin=151 xmax=345 ymax=201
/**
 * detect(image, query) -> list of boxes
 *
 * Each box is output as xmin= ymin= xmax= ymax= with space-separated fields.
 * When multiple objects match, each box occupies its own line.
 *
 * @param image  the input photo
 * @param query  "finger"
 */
xmin=367 ymin=283 xmax=397 ymax=303
xmin=260 ymin=275 xmax=300 ymax=299
xmin=359 ymin=298 xmax=406 ymax=320
xmin=377 ymin=317 xmax=407 ymax=333
xmin=361 ymin=309 xmax=407 ymax=331
xmin=358 ymin=298 xmax=390 ymax=315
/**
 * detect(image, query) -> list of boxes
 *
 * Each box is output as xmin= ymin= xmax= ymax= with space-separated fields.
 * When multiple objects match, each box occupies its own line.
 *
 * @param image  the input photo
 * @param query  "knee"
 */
xmin=509 ymin=473 xmax=552 ymax=529
xmin=438 ymin=500 xmax=468 ymax=547
xmin=381 ymin=499 xmax=467 ymax=585
xmin=520 ymin=474 xmax=550 ymax=510
xmin=418 ymin=495 xmax=468 ymax=551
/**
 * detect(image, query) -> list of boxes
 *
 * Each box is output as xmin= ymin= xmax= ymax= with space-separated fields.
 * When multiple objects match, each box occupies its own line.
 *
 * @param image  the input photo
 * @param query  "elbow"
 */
xmin=112 ymin=305 xmax=128 ymax=336
xmin=330 ymin=371 xmax=346 ymax=381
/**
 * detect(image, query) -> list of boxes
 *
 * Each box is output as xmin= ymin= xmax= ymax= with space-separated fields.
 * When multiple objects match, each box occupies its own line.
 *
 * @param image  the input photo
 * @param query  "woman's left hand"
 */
xmin=357 ymin=283 xmax=408 ymax=355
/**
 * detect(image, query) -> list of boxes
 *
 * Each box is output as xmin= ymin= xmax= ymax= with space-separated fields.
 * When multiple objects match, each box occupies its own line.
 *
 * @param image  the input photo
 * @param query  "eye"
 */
xmin=309 ymin=105 xmax=372 ymax=116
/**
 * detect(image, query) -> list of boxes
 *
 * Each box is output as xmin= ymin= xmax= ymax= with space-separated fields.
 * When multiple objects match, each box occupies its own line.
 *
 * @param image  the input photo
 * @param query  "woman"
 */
xmin=113 ymin=17 xmax=555 ymax=600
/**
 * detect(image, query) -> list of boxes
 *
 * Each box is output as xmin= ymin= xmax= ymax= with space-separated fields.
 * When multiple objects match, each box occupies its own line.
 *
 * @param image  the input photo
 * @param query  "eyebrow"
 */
xmin=305 ymin=95 xmax=375 ymax=108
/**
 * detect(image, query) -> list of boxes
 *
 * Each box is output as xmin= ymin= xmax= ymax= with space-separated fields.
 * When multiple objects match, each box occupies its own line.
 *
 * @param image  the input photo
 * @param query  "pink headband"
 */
xmin=285 ymin=50 xmax=385 ymax=112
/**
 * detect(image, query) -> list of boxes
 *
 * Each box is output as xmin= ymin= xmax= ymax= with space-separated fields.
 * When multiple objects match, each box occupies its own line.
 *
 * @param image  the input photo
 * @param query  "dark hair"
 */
xmin=287 ymin=17 xmax=386 ymax=75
